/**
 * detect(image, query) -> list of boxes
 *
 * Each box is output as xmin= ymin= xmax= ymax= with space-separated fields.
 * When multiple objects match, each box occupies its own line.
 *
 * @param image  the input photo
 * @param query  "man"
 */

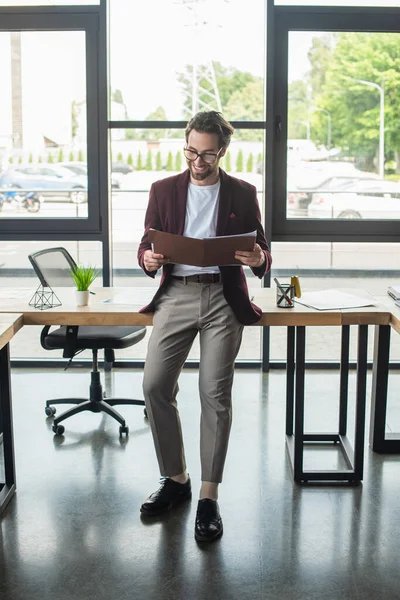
xmin=137 ymin=111 xmax=272 ymax=542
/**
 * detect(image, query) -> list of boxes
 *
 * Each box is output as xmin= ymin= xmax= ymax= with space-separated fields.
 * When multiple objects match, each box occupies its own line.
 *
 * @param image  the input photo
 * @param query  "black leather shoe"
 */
xmin=195 ymin=499 xmax=223 ymax=542
xmin=140 ymin=477 xmax=192 ymax=516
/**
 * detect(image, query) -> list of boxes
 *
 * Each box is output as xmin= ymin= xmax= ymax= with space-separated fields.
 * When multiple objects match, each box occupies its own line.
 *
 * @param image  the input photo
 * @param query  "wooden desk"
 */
xmin=0 ymin=286 xmax=391 ymax=328
xmin=0 ymin=287 xmax=396 ymax=503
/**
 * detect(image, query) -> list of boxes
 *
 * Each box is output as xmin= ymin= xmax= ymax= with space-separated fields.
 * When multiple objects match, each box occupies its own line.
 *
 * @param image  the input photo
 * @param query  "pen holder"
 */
xmin=276 ymin=283 xmax=295 ymax=308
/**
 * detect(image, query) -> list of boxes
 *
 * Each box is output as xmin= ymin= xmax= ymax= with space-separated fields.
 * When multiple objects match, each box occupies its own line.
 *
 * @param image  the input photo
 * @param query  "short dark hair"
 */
xmin=185 ymin=111 xmax=234 ymax=150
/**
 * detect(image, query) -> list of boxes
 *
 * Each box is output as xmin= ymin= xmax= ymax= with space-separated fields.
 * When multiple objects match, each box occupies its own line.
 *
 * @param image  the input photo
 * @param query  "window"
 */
xmin=275 ymin=1 xmax=400 ymax=6
xmin=0 ymin=0 xmax=99 ymax=5
xmin=272 ymin=10 xmax=400 ymax=241
xmin=108 ymin=0 xmax=266 ymax=122
xmin=0 ymin=15 xmax=102 ymax=234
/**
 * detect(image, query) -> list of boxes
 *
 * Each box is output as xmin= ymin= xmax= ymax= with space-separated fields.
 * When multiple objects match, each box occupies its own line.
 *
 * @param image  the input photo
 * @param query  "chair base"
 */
xmin=45 ymin=369 xmax=145 ymax=436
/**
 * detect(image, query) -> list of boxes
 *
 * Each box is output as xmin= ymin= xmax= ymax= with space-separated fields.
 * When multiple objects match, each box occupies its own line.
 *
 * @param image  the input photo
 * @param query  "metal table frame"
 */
xmin=369 ymin=324 xmax=400 ymax=453
xmin=285 ymin=324 xmax=368 ymax=484
xmin=0 ymin=288 xmax=397 ymax=513
xmin=0 ymin=343 xmax=16 ymax=514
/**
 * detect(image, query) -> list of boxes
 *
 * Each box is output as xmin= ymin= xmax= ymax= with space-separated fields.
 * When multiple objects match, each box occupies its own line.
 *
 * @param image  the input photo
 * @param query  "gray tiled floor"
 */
xmin=1 ymin=367 xmax=400 ymax=600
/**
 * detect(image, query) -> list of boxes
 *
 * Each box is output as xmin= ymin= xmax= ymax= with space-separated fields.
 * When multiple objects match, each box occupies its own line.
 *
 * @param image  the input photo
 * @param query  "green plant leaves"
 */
xmin=69 ymin=265 xmax=100 ymax=291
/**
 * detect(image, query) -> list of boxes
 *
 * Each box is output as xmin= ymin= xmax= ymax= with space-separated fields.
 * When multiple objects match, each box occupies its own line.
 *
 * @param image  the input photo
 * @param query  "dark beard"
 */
xmin=188 ymin=161 xmax=217 ymax=181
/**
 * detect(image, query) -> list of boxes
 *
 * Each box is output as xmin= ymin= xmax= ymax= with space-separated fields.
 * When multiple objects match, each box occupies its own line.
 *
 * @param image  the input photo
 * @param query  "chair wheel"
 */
xmin=45 ymin=406 xmax=56 ymax=417
xmin=53 ymin=424 xmax=65 ymax=435
xmin=119 ymin=425 xmax=129 ymax=436
xmin=144 ymin=408 xmax=148 ymax=418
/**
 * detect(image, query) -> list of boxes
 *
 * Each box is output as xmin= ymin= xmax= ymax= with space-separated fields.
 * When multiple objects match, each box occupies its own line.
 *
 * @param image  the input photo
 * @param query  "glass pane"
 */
xmin=0 ymin=31 xmax=88 ymax=219
xmin=270 ymin=241 xmax=400 ymax=361
xmin=0 ymin=1 xmax=98 ymax=5
xmin=109 ymin=0 xmax=265 ymax=121
xmin=276 ymin=1 xmax=400 ymax=5
xmin=0 ymin=240 xmax=102 ymax=359
xmin=111 ymin=127 xmax=265 ymax=361
xmin=287 ymin=31 xmax=400 ymax=221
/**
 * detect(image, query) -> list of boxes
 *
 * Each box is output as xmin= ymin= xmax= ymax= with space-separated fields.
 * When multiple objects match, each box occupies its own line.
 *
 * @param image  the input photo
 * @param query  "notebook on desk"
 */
xmin=387 ymin=284 xmax=400 ymax=301
xmin=294 ymin=289 xmax=375 ymax=311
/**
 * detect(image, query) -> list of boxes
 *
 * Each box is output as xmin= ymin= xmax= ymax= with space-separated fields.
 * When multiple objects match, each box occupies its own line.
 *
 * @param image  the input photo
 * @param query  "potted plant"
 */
xmin=69 ymin=265 xmax=99 ymax=306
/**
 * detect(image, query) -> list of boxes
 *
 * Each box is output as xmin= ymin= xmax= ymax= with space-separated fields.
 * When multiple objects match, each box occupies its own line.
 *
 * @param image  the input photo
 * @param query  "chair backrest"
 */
xmin=28 ymin=247 xmax=77 ymax=288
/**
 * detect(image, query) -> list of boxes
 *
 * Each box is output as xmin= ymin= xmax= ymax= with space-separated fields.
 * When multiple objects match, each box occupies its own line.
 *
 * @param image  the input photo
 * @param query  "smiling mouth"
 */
xmin=192 ymin=163 xmax=209 ymax=172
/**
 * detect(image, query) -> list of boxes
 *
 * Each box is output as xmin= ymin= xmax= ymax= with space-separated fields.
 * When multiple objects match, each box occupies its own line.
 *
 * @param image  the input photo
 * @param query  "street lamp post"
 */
xmin=313 ymin=107 xmax=332 ymax=155
xmin=293 ymin=119 xmax=311 ymax=140
xmin=350 ymin=77 xmax=385 ymax=178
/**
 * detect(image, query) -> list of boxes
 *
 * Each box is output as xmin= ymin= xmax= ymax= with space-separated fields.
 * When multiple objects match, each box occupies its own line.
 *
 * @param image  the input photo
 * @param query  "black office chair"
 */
xmin=28 ymin=246 xmax=147 ymax=436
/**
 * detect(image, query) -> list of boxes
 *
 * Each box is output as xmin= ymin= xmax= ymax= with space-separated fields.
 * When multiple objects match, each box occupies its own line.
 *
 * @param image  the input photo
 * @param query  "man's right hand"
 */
xmin=143 ymin=250 xmax=170 ymax=272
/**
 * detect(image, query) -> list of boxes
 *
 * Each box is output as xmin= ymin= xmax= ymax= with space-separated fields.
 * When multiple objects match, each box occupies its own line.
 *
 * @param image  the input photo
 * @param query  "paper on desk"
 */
xmin=103 ymin=290 xmax=154 ymax=305
xmin=294 ymin=290 xmax=376 ymax=311
xmin=148 ymin=229 xmax=256 ymax=267
xmin=0 ymin=288 xmax=34 ymax=299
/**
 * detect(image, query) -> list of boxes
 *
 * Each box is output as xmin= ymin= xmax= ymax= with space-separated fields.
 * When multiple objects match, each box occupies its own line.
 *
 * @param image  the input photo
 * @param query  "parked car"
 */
xmin=59 ymin=162 xmax=121 ymax=190
xmin=111 ymin=162 xmax=134 ymax=175
xmin=308 ymin=179 xmax=400 ymax=219
xmin=0 ymin=164 xmax=87 ymax=204
xmin=287 ymin=161 xmax=378 ymax=216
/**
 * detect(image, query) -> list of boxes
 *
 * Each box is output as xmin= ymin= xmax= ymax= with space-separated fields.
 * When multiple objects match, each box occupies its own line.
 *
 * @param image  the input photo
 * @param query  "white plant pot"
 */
xmin=75 ymin=290 xmax=90 ymax=307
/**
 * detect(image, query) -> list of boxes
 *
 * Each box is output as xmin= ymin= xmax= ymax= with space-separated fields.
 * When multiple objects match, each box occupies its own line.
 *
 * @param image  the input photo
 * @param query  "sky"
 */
xmin=1 ymin=0 xmax=325 ymax=149
xmin=1 ymin=0 xmax=268 ymax=148
xmin=1 ymin=0 xmax=318 ymax=126
xmin=1 ymin=31 xmax=85 ymax=149
xmin=276 ymin=0 xmax=400 ymax=5
xmin=108 ymin=0 xmax=266 ymax=120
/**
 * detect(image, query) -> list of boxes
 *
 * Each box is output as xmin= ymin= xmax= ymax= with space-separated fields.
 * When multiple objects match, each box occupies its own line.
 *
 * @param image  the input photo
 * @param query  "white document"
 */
xmin=294 ymin=289 xmax=376 ymax=311
xmin=207 ymin=230 xmax=257 ymax=240
xmin=103 ymin=290 xmax=154 ymax=305
xmin=0 ymin=288 xmax=34 ymax=299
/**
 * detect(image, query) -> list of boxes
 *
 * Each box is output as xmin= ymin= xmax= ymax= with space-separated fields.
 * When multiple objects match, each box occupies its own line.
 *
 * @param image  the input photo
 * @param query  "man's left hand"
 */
xmin=235 ymin=243 xmax=265 ymax=268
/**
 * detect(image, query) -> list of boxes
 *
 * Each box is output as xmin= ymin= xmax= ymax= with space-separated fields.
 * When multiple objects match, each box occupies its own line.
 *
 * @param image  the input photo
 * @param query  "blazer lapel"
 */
xmin=174 ymin=169 xmax=190 ymax=235
xmin=216 ymin=169 xmax=232 ymax=235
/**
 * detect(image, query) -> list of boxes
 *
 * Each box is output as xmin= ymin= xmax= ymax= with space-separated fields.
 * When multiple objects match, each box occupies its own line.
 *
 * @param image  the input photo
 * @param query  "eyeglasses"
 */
xmin=183 ymin=147 xmax=223 ymax=165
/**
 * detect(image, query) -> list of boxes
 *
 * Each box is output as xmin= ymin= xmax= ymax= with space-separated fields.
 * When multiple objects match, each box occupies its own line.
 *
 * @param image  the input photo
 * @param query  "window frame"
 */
xmin=272 ymin=5 xmax=400 ymax=242
xmin=0 ymin=9 xmax=104 ymax=239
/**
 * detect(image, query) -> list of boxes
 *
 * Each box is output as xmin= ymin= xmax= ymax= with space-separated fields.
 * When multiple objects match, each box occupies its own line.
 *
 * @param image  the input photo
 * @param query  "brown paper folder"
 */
xmin=148 ymin=229 xmax=256 ymax=267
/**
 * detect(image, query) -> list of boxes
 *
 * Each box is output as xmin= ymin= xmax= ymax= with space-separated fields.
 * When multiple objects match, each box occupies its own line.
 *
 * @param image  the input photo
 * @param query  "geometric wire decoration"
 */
xmin=29 ymin=284 xmax=62 ymax=310
xmin=27 ymin=246 xmax=75 ymax=310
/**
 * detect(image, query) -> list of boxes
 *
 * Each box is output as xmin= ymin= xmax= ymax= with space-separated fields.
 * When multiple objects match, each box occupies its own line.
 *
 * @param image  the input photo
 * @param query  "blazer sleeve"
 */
xmin=137 ymin=183 xmax=162 ymax=277
xmin=246 ymin=187 xmax=272 ymax=278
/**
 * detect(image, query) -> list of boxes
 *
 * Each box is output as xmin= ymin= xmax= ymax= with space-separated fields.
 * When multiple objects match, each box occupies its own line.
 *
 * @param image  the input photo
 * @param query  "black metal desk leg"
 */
xmin=339 ymin=325 xmax=350 ymax=436
xmin=294 ymin=326 xmax=306 ymax=482
xmin=286 ymin=326 xmax=295 ymax=436
xmin=370 ymin=324 xmax=395 ymax=452
xmin=0 ymin=343 xmax=16 ymax=514
xmin=353 ymin=325 xmax=368 ymax=481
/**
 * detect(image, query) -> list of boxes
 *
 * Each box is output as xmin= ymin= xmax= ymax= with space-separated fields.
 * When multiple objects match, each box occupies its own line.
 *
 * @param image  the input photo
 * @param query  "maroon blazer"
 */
xmin=137 ymin=168 xmax=272 ymax=325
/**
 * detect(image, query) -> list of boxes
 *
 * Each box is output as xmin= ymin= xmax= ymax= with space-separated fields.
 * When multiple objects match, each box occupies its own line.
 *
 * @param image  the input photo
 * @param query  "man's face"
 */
xmin=185 ymin=130 xmax=225 ymax=186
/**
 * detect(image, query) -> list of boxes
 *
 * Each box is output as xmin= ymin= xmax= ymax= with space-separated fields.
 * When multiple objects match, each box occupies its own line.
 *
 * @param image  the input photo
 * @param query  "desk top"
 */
xmin=0 ymin=314 xmax=24 ymax=350
xmin=383 ymin=298 xmax=400 ymax=334
xmin=0 ymin=287 xmax=393 ymax=328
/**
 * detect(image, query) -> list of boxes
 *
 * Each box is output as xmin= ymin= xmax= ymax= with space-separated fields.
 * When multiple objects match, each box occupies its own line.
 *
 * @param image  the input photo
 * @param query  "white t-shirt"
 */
xmin=173 ymin=180 xmax=220 ymax=277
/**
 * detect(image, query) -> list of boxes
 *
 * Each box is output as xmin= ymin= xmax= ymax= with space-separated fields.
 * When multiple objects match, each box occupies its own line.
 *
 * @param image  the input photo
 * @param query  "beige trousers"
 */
xmin=142 ymin=279 xmax=244 ymax=483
